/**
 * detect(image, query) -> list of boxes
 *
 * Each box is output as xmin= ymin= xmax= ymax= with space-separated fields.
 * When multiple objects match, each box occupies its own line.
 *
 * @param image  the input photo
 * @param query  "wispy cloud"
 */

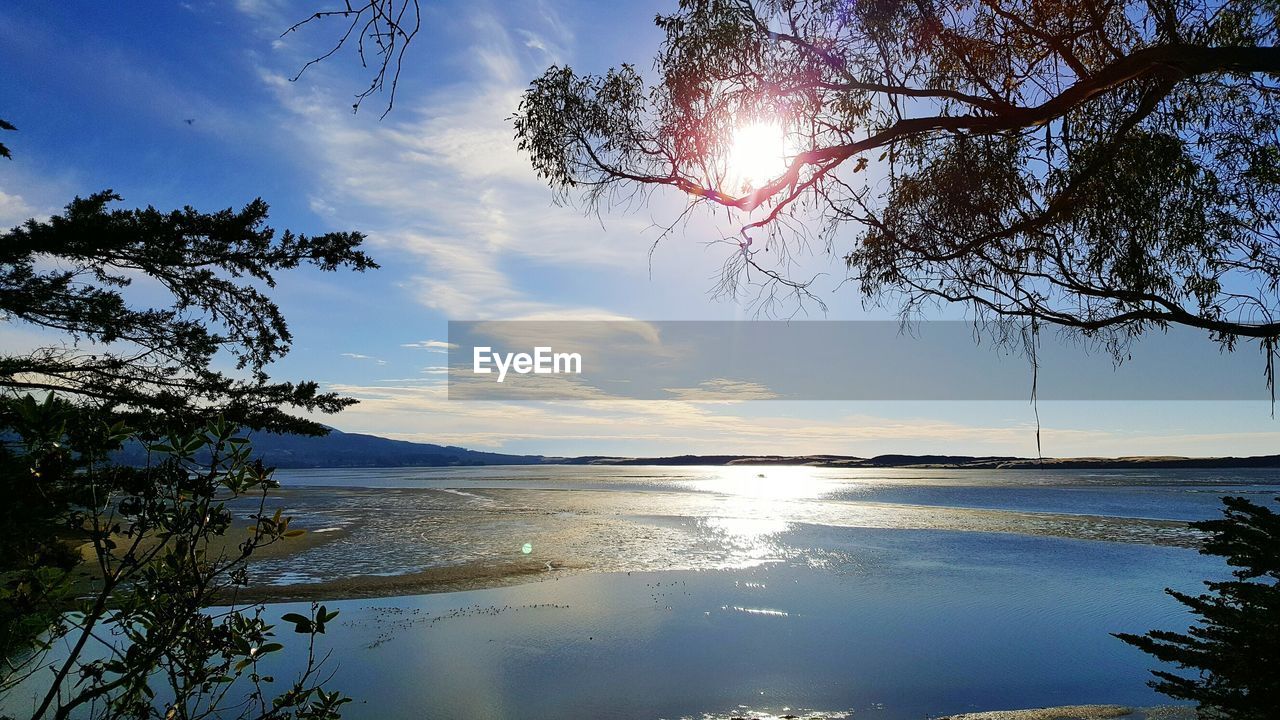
xmin=340 ymin=352 xmax=387 ymax=365
xmin=663 ymin=379 xmax=780 ymax=402
xmin=232 ymin=0 xmax=287 ymax=23
xmin=256 ymin=4 xmax=655 ymax=320
xmin=402 ymin=340 xmax=457 ymax=352
xmin=316 ymin=380 xmax=1133 ymax=455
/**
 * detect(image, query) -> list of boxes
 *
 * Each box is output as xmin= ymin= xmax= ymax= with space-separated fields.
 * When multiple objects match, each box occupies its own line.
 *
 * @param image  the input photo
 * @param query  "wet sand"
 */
xmin=67 ymin=505 xmax=572 ymax=605
xmin=938 ymin=705 xmax=1194 ymax=720
xmin=69 ymin=518 xmax=347 ymax=603
xmin=229 ymin=558 xmax=581 ymax=604
xmin=225 ymin=479 xmax=1211 ymax=604
xmin=685 ymin=706 xmax=1191 ymax=720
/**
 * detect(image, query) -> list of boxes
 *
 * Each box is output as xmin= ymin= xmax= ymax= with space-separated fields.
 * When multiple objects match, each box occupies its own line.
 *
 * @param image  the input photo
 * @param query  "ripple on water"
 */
xmin=236 ymin=483 xmax=1205 ymax=589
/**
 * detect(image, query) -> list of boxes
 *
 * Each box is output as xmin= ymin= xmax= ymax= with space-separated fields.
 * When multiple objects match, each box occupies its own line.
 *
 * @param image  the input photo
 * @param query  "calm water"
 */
xmin=253 ymin=533 xmax=1217 ymax=720
xmin=225 ymin=466 xmax=1271 ymax=718
xmin=248 ymin=465 xmax=1277 ymax=584
xmin=9 ymin=466 xmax=1277 ymax=719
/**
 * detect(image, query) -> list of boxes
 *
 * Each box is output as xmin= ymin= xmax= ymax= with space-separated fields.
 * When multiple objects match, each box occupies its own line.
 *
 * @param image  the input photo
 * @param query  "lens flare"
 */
xmin=726 ymin=120 xmax=789 ymax=193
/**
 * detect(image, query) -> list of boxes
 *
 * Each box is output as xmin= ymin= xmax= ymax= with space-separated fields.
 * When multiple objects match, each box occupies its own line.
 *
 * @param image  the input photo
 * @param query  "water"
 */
xmin=245 ymin=466 xmax=1278 ymax=585
xmin=239 ymin=531 xmax=1220 ymax=720
xmin=271 ymin=465 xmax=1280 ymax=520
xmin=232 ymin=466 xmax=1271 ymax=718
xmin=9 ymin=466 xmax=1277 ymax=719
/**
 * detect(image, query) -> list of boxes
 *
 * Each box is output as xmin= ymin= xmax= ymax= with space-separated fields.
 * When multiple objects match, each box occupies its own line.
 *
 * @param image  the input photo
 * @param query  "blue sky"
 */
xmin=2 ymin=0 xmax=1278 ymax=457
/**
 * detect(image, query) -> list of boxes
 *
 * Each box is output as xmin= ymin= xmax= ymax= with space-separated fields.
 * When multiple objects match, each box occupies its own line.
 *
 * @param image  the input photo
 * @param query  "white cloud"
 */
xmin=256 ymin=4 xmax=657 ymax=321
xmin=341 ymin=352 xmax=387 ymax=365
xmin=663 ymin=378 xmax=780 ymax=402
xmin=402 ymin=340 xmax=457 ymax=352
xmin=515 ymin=29 xmax=550 ymax=55
xmin=316 ymin=380 xmax=1125 ymax=455
xmin=233 ymin=0 xmax=286 ymax=21
xmin=0 ymin=190 xmax=36 ymax=228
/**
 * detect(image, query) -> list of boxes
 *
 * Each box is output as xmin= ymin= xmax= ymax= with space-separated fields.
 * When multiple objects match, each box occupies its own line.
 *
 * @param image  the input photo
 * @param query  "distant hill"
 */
xmin=560 ymin=453 xmax=1026 ymax=467
xmin=114 ymin=428 xmax=547 ymax=468
xmin=566 ymin=453 xmax=1280 ymax=470
xmin=113 ymin=428 xmax=1280 ymax=470
xmin=242 ymin=429 xmax=550 ymax=468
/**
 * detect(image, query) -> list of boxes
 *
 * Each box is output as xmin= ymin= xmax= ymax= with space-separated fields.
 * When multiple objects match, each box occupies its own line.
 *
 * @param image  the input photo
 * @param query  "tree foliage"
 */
xmin=0 ymin=118 xmax=14 ymax=160
xmin=0 ymin=137 xmax=375 ymax=717
xmin=0 ymin=400 xmax=349 ymax=720
xmin=0 ymin=191 xmax=377 ymax=436
xmin=514 ymin=0 xmax=1280 ymax=365
xmin=1115 ymin=495 xmax=1280 ymax=720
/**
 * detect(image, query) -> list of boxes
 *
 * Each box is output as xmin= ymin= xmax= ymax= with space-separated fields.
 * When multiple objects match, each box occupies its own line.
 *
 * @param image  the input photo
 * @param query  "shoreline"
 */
xmin=228 ymin=558 xmax=581 ymax=605
xmin=257 ymin=456 xmax=1280 ymax=470
xmin=233 ymin=521 xmax=1196 ymax=605
xmin=937 ymin=706 xmax=1193 ymax=720
xmin=230 ymin=507 xmax=1196 ymax=604
xmin=562 ymin=454 xmax=1280 ymax=470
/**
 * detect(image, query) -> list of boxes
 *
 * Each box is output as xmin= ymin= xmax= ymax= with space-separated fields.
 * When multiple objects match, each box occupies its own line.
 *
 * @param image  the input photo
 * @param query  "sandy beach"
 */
xmin=230 ymin=558 xmax=580 ymax=604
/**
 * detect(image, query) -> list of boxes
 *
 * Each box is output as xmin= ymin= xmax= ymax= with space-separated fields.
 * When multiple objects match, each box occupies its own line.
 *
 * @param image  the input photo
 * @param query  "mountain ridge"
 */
xmin=221 ymin=429 xmax=1280 ymax=470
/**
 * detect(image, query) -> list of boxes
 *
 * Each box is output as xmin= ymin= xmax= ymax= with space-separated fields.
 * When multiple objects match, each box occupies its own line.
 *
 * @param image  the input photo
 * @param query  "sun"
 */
xmin=725 ymin=119 xmax=790 ymax=194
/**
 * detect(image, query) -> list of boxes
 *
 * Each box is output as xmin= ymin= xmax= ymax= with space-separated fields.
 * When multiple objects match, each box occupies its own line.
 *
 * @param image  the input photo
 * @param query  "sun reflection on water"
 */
xmin=701 ymin=516 xmax=792 ymax=567
xmin=244 ymin=466 xmax=1206 ymax=587
xmin=684 ymin=466 xmax=839 ymax=500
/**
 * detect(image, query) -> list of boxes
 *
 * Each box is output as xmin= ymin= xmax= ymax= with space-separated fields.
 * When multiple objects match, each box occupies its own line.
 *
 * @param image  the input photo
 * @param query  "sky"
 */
xmin=1 ymin=0 xmax=1278 ymax=458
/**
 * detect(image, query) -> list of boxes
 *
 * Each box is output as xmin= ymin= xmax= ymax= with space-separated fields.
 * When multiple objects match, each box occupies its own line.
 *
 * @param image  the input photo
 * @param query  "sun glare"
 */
xmin=726 ymin=120 xmax=789 ymax=194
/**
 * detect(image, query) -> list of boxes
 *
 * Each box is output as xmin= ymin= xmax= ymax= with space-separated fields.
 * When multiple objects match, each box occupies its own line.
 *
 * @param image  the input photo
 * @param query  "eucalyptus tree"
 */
xmin=513 ymin=0 xmax=1280 ymax=372
xmin=513 ymin=3 xmax=1280 ymax=712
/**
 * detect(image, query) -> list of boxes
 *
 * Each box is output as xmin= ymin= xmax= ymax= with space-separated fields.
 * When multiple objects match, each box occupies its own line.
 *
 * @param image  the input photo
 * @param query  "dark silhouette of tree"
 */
xmin=0 ymin=118 xmax=14 ymax=160
xmin=0 ymin=190 xmax=374 ymax=717
xmin=0 ymin=191 xmax=377 ymax=436
xmin=284 ymin=0 xmax=421 ymax=117
xmin=513 ymin=0 xmax=1280 ymax=370
xmin=0 ymin=15 xmax=380 ymax=714
xmin=0 ymin=402 xmax=351 ymax=720
xmin=1115 ymin=495 xmax=1280 ymax=720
